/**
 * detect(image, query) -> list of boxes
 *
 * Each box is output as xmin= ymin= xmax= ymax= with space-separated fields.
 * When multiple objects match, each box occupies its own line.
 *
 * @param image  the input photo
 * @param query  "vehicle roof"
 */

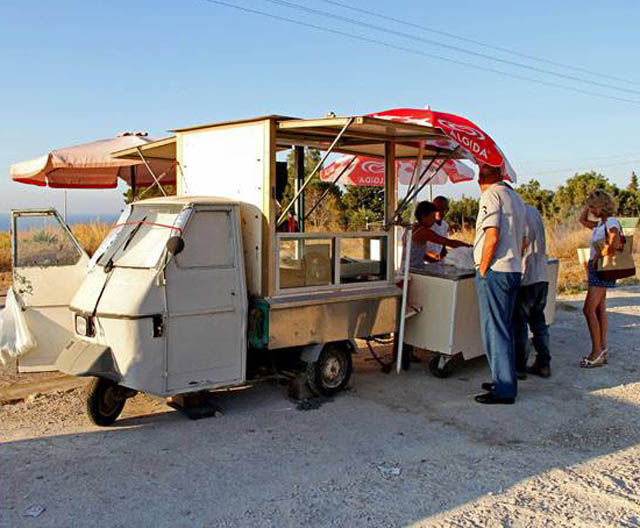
xmin=134 ymin=195 xmax=239 ymax=207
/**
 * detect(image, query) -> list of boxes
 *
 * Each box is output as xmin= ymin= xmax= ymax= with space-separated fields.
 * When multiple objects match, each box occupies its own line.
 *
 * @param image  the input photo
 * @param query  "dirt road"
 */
xmin=2 ymin=287 xmax=640 ymax=527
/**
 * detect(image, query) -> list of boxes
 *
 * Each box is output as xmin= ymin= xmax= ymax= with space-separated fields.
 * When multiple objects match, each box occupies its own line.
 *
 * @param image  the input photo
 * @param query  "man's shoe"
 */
xmin=474 ymin=392 xmax=515 ymax=405
xmin=481 ymin=382 xmax=494 ymax=391
xmin=527 ymin=364 xmax=551 ymax=378
xmin=516 ymin=371 xmax=527 ymax=380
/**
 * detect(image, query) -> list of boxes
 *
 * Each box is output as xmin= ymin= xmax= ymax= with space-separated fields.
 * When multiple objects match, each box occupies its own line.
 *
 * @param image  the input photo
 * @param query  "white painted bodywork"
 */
xmin=68 ymin=198 xmax=248 ymax=396
xmin=180 ymin=124 xmax=266 ymax=296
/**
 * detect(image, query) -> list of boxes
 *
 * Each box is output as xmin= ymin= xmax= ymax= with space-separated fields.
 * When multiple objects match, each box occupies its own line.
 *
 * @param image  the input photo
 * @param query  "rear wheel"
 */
xmin=86 ymin=378 xmax=127 ymax=426
xmin=428 ymin=354 xmax=455 ymax=378
xmin=306 ymin=343 xmax=353 ymax=396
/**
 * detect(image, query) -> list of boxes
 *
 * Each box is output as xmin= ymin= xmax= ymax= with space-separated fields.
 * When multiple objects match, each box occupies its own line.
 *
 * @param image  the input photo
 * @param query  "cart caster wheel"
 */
xmin=306 ymin=343 xmax=353 ymax=396
xmin=86 ymin=378 xmax=130 ymax=426
xmin=428 ymin=355 xmax=454 ymax=378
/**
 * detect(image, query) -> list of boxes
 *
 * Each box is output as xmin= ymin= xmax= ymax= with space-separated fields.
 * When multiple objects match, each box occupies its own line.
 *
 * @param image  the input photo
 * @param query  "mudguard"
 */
xmin=300 ymin=339 xmax=357 ymax=364
xmin=56 ymin=339 xmax=121 ymax=382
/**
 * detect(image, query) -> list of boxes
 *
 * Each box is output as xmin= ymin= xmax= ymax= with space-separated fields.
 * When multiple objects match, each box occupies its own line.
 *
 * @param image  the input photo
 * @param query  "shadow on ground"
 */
xmin=2 ymin=287 xmax=640 ymax=527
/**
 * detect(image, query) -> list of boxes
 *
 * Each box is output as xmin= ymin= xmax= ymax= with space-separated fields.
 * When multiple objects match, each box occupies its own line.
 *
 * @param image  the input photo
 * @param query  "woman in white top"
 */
xmin=578 ymin=189 xmax=622 ymax=368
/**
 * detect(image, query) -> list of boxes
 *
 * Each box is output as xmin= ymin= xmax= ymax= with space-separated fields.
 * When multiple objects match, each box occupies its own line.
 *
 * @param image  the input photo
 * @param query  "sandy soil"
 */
xmin=2 ymin=287 xmax=640 ymax=527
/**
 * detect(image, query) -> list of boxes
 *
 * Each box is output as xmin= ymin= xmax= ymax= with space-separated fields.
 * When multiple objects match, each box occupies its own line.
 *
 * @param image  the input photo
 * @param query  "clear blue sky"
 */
xmin=1 ymin=0 xmax=639 ymax=215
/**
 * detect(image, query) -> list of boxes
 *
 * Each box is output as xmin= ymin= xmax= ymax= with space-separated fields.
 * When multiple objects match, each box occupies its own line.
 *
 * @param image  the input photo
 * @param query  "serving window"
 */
xmin=276 ymin=232 xmax=389 ymax=294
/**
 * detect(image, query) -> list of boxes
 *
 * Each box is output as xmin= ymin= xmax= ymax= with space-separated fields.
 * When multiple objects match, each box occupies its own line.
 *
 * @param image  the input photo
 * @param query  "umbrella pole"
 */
xmin=395 ymin=147 xmax=459 ymax=373
xmin=395 ymin=143 xmax=425 ymax=374
xmin=130 ymin=166 xmax=137 ymax=202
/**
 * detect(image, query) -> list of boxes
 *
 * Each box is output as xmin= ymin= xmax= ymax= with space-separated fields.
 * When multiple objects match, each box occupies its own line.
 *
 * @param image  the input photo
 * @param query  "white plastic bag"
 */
xmin=443 ymin=247 xmax=475 ymax=270
xmin=0 ymin=288 xmax=37 ymax=365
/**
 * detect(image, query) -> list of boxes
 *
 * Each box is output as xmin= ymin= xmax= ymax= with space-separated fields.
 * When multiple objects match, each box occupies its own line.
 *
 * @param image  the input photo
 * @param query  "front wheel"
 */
xmin=306 ymin=343 xmax=353 ymax=396
xmin=86 ymin=378 xmax=128 ymax=426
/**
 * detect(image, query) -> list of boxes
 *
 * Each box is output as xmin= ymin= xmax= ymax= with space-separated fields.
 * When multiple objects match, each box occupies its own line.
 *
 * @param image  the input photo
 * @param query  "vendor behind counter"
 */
xmin=402 ymin=200 xmax=470 ymax=271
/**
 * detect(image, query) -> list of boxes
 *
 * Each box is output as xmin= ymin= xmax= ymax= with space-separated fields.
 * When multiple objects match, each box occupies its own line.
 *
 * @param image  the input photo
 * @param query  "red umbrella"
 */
xmin=368 ymin=108 xmax=517 ymax=182
xmin=320 ymin=155 xmax=474 ymax=187
xmin=10 ymin=133 xmax=176 ymax=189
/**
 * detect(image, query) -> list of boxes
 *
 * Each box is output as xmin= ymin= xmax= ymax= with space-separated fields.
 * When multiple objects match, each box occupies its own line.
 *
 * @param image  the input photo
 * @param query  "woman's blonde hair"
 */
xmin=586 ymin=189 xmax=616 ymax=217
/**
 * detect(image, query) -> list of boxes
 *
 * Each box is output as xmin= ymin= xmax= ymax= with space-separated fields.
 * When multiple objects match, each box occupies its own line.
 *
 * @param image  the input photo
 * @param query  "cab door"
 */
xmin=11 ymin=209 xmax=89 ymax=371
xmin=165 ymin=207 xmax=248 ymax=393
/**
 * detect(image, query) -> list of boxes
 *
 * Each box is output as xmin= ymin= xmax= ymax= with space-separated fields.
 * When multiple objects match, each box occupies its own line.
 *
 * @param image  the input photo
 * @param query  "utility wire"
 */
xmin=320 ymin=0 xmax=640 ymax=88
xmin=201 ymin=0 xmax=640 ymax=106
xmin=264 ymin=0 xmax=640 ymax=96
xmin=528 ymin=152 xmax=640 ymax=165
xmin=531 ymin=159 xmax=640 ymax=175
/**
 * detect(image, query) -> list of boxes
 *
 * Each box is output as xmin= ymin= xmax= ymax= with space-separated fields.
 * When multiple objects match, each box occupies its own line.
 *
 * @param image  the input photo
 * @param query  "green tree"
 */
xmin=123 ymin=184 xmax=176 ymax=204
xmin=516 ymin=179 xmax=555 ymax=218
xmin=616 ymin=189 xmax=640 ymax=216
xmin=283 ymin=149 xmax=345 ymax=231
xmin=551 ymin=171 xmax=615 ymax=219
xmin=447 ymin=196 xmax=479 ymax=230
xmin=341 ymin=185 xmax=385 ymax=230
xmin=628 ymin=171 xmax=639 ymax=193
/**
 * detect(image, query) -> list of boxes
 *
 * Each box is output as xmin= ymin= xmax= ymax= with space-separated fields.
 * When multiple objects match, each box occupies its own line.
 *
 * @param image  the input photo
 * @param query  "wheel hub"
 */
xmin=322 ymin=355 xmax=344 ymax=388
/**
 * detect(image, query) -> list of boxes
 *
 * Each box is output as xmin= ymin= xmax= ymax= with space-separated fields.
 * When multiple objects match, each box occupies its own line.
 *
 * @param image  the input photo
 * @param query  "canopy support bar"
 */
xmin=277 ymin=117 xmax=354 ymax=225
xmin=137 ymin=161 xmax=177 ymax=200
xmin=304 ymin=155 xmax=357 ymax=221
xmin=392 ymin=147 xmax=461 ymax=225
xmin=394 ymin=156 xmax=437 ymax=221
xmin=136 ymin=147 xmax=167 ymax=197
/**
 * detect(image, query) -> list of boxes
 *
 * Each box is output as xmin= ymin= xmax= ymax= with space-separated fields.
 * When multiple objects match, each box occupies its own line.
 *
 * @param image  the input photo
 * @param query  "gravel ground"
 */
xmin=2 ymin=287 xmax=640 ymax=527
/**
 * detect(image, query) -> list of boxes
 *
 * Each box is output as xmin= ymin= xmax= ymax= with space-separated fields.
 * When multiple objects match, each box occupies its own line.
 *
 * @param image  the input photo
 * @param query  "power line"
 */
xmin=320 ymin=0 xmax=640 ymax=88
xmin=527 ymin=152 xmax=640 ymax=165
xmin=264 ymin=0 xmax=640 ymax=96
xmin=531 ymin=159 xmax=640 ymax=175
xmin=201 ymin=0 xmax=640 ymax=106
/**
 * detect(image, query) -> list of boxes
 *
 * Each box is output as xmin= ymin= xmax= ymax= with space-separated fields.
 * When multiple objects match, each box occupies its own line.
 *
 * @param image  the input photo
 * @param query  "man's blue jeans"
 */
xmin=514 ymin=282 xmax=551 ymax=370
xmin=475 ymin=269 xmax=521 ymax=398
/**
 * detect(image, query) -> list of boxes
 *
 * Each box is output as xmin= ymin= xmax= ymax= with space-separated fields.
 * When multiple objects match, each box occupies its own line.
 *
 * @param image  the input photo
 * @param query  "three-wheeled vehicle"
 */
xmin=13 ymin=114 xmax=466 ymax=424
xmin=11 ymin=112 xmax=559 ymax=425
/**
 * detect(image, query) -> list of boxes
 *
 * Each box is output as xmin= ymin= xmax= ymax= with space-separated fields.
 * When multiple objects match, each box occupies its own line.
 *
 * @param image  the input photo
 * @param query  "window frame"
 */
xmin=12 ymin=209 xmax=86 ymax=269
xmin=174 ymin=207 xmax=238 ymax=270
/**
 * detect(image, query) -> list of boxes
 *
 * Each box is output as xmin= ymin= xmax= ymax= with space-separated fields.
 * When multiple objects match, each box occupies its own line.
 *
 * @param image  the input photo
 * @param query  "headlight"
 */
xmin=75 ymin=315 xmax=94 ymax=337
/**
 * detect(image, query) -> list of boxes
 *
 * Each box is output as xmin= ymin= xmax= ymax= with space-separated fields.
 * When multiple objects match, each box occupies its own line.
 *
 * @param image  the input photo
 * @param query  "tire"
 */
xmin=306 ymin=343 xmax=353 ymax=396
xmin=86 ymin=377 xmax=126 ymax=426
xmin=428 ymin=355 xmax=454 ymax=378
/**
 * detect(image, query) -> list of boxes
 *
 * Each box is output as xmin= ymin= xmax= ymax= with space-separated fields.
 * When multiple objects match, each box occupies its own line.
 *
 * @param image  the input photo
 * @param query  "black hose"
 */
xmin=365 ymin=337 xmax=394 ymax=374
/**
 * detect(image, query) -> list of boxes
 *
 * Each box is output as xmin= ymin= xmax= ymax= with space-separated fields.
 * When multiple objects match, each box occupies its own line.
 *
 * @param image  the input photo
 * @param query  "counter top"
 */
xmin=410 ymin=258 xmax=559 ymax=281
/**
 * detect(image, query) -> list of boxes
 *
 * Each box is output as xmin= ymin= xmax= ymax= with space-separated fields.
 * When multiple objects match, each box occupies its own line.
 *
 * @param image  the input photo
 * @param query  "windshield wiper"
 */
xmin=103 ymin=216 xmax=147 ymax=273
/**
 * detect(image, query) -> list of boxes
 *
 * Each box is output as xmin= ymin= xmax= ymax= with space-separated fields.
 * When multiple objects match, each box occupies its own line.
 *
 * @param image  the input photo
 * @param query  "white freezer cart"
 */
xmin=404 ymin=259 xmax=559 ymax=377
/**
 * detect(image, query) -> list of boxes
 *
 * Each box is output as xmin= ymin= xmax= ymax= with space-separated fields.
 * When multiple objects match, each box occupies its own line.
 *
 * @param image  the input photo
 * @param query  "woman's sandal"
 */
xmin=580 ymin=349 xmax=607 ymax=368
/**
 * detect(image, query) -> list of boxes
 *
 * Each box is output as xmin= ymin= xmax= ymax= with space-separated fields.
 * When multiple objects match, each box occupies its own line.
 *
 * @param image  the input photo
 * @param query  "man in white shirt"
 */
xmin=473 ymin=165 xmax=527 ymax=404
xmin=425 ymin=196 xmax=450 ymax=262
xmin=515 ymin=205 xmax=551 ymax=378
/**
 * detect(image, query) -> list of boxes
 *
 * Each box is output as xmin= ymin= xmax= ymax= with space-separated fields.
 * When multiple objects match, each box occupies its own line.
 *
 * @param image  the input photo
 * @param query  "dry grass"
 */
xmin=0 ymin=222 xmax=114 ymax=276
xmin=0 ymin=220 xmax=636 ymax=294
xmin=453 ymin=223 xmax=640 ymax=293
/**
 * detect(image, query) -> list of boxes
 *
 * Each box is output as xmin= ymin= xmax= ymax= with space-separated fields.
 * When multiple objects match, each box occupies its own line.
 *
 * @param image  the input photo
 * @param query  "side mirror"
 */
xmin=166 ymin=236 xmax=185 ymax=256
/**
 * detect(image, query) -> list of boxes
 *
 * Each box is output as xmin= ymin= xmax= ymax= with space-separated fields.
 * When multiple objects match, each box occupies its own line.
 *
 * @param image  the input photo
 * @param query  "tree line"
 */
xmin=448 ymin=171 xmax=640 ymax=229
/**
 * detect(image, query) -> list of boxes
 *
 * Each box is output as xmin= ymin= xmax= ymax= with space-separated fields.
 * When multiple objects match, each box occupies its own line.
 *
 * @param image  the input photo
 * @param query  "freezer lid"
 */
xmin=410 ymin=263 xmax=476 ymax=280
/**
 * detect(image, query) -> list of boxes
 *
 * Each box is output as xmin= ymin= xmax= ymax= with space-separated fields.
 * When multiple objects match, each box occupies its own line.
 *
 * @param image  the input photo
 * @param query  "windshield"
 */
xmin=95 ymin=204 xmax=190 ymax=269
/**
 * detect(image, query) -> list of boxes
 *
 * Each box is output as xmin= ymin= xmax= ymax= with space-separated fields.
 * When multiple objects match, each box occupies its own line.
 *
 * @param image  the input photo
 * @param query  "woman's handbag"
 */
xmin=595 ymin=221 xmax=636 ymax=280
